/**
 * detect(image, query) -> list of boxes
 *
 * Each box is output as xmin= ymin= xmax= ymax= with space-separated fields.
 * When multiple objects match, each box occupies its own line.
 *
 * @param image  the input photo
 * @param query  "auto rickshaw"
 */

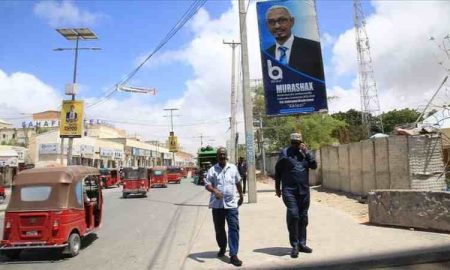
xmin=0 ymin=184 xmax=5 ymax=204
xmin=167 ymin=166 xmax=182 ymax=184
xmin=99 ymin=168 xmax=121 ymax=188
xmin=0 ymin=166 xmax=103 ymax=259
xmin=149 ymin=166 xmax=168 ymax=188
xmin=122 ymin=167 xmax=150 ymax=198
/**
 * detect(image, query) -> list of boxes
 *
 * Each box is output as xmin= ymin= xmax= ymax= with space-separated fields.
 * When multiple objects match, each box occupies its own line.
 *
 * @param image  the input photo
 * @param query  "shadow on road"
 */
xmin=174 ymin=203 xmax=208 ymax=207
xmin=187 ymin=251 xmax=229 ymax=263
xmin=0 ymin=233 xmax=98 ymax=264
xmin=253 ymin=247 xmax=291 ymax=257
xmin=254 ymin=244 xmax=450 ymax=270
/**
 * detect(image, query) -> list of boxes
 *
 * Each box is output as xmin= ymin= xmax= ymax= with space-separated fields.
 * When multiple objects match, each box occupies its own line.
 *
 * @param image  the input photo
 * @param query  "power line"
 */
xmin=86 ymin=0 xmax=208 ymax=109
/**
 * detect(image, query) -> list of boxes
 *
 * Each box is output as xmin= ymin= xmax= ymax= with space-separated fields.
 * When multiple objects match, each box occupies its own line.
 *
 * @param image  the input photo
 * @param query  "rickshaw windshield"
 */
xmin=21 ymin=185 xmax=52 ymax=201
xmin=100 ymin=170 xmax=110 ymax=176
xmin=123 ymin=169 xmax=139 ymax=180
xmin=154 ymin=170 xmax=163 ymax=176
xmin=7 ymin=183 xmax=72 ymax=211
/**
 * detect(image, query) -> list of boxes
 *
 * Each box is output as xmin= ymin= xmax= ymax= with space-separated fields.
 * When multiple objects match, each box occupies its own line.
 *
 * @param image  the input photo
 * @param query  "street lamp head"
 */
xmin=56 ymin=28 xmax=98 ymax=40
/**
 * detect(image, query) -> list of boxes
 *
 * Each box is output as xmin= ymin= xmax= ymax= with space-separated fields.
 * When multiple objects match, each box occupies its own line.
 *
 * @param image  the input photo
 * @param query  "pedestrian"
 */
xmin=204 ymin=147 xmax=244 ymax=267
xmin=236 ymin=157 xmax=247 ymax=194
xmin=275 ymin=133 xmax=317 ymax=258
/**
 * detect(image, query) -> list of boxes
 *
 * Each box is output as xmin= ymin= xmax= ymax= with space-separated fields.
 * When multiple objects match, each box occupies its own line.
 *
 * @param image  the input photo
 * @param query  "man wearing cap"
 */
xmin=275 ymin=133 xmax=317 ymax=258
xmin=204 ymin=147 xmax=244 ymax=267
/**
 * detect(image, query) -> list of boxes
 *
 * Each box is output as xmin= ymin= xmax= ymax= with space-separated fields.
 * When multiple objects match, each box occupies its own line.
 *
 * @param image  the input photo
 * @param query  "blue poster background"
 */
xmin=257 ymin=0 xmax=328 ymax=116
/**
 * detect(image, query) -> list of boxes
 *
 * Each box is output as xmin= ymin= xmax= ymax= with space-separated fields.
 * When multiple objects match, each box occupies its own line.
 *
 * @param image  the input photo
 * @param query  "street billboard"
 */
xmin=60 ymin=100 xmax=84 ymax=138
xmin=256 ymin=0 xmax=327 ymax=116
xmin=168 ymin=134 xmax=178 ymax=153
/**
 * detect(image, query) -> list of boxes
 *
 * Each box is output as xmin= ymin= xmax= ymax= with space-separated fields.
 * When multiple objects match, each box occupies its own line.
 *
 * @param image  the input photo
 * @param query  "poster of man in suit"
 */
xmin=60 ymin=100 xmax=84 ymax=138
xmin=257 ymin=0 xmax=328 ymax=116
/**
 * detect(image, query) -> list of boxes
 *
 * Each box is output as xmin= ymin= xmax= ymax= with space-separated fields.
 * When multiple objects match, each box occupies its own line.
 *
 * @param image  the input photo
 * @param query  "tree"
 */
xmin=331 ymin=109 xmax=368 ymax=142
xmin=380 ymin=108 xmax=421 ymax=133
xmin=252 ymin=85 xmax=346 ymax=151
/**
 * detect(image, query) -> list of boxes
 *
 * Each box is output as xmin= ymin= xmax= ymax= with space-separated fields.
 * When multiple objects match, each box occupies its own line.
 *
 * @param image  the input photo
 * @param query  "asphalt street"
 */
xmin=0 ymin=177 xmax=210 ymax=270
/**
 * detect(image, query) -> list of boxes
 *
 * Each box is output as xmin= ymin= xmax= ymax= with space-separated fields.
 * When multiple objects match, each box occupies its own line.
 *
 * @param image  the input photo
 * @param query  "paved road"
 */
xmin=0 ymin=178 xmax=210 ymax=270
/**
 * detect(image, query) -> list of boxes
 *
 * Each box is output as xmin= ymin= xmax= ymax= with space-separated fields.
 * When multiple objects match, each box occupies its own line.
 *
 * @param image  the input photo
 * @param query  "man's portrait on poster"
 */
xmin=265 ymin=5 xmax=324 ymax=81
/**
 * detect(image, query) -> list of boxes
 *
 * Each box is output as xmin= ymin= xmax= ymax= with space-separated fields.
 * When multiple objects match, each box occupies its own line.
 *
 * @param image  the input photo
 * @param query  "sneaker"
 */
xmin=230 ymin=255 xmax=243 ymax=266
xmin=298 ymin=245 xmax=313 ymax=253
xmin=217 ymin=247 xmax=226 ymax=257
xmin=290 ymin=246 xmax=299 ymax=258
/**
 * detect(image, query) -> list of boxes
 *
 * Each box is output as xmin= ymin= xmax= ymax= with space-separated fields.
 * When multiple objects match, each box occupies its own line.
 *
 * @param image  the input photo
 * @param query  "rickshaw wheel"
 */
xmin=122 ymin=192 xmax=128 ymax=198
xmin=67 ymin=232 xmax=81 ymax=257
xmin=2 ymin=249 xmax=21 ymax=260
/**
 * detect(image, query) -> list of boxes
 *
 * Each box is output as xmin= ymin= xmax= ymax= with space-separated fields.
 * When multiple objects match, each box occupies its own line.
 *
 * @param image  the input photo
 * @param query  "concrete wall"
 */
xmin=349 ymin=142 xmax=363 ymax=195
xmin=362 ymin=139 xmax=376 ymax=193
xmin=320 ymin=135 xmax=447 ymax=196
xmin=374 ymin=138 xmax=390 ymax=189
xmin=338 ymin=144 xmax=350 ymax=192
xmin=368 ymin=190 xmax=450 ymax=232
xmin=388 ymin=136 xmax=410 ymax=189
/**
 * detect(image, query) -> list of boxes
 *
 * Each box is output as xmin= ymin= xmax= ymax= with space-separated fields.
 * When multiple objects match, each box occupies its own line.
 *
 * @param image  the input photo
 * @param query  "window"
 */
xmin=21 ymin=186 xmax=52 ymax=201
xmin=2 ymin=134 xmax=5 ymax=139
xmin=75 ymin=181 xmax=83 ymax=205
xmin=12 ymin=134 xmax=15 ymax=139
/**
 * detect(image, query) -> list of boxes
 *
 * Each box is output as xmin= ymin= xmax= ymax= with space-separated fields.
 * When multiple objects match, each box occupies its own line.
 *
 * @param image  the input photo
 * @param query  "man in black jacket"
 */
xmin=275 ymin=133 xmax=317 ymax=258
xmin=265 ymin=5 xmax=324 ymax=80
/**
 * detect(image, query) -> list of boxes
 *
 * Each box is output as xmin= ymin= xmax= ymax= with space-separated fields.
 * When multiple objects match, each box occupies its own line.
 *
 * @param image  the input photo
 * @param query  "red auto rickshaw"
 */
xmin=99 ymin=168 xmax=121 ymax=188
xmin=122 ymin=167 xmax=150 ymax=198
xmin=149 ymin=166 xmax=168 ymax=188
xmin=167 ymin=166 xmax=182 ymax=184
xmin=0 ymin=166 xmax=103 ymax=259
xmin=0 ymin=184 xmax=5 ymax=203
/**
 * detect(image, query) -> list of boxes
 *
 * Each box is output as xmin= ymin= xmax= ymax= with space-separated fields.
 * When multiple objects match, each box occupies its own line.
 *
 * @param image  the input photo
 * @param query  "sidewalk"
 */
xmin=182 ymin=180 xmax=450 ymax=270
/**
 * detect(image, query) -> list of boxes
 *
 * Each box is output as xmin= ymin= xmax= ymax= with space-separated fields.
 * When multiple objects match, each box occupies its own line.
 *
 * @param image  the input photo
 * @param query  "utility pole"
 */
xmin=239 ymin=0 xmax=256 ymax=203
xmin=223 ymin=40 xmax=241 ymax=164
xmin=164 ymin=108 xmax=179 ymax=166
xmin=259 ymin=114 xmax=266 ymax=176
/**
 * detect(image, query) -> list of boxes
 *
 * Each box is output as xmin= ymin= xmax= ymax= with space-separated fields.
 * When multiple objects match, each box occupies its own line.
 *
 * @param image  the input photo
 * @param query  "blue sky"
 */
xmin=1 ymin=0 xmax=448 ymax=153
xmin=0 ymin=0 xmax=368 ymax=105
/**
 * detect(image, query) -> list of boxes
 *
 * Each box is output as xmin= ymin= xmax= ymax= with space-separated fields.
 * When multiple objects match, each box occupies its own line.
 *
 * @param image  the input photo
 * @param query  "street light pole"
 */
xmin=55 ymin=28 xmax=99 ymax=166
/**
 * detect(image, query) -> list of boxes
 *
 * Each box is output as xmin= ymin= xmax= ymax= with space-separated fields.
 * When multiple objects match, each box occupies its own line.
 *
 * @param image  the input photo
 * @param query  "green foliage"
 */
xmin=252 ymin=85 xmax=347 ymax=151
xmin=380 ymin=108 xmax=421 ymax=133
xmin=331 ymin=109 xmax=368 ymax=142
xmin=299 ymin=114 xmax=347 ymax=149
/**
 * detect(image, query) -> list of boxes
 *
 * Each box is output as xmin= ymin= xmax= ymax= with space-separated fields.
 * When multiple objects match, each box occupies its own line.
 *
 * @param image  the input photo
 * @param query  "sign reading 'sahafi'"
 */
xmin=256 ymin=0 xmax=328 ymax=116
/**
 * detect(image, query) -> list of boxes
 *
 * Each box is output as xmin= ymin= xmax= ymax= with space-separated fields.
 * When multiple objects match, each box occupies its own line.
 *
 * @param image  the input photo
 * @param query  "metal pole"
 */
xmin=223 ymin=40 xmax=241 ymax=164
xmin=260 ymin=114 xmax=266 ymax=176
xmin=67 ymin=36 xmax=79 ymax=166
xmin=239 ymin=0 xmax=256 ymax=203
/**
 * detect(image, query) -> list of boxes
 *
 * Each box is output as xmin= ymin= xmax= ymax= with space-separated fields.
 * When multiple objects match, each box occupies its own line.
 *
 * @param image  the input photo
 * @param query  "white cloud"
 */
xmin=330 ymin=1 xmax=450 ymax=113
xmin=0 ymin=69 xmax=61 ymax=124
xmin=34 ymin=0 xmax=104 ymax=27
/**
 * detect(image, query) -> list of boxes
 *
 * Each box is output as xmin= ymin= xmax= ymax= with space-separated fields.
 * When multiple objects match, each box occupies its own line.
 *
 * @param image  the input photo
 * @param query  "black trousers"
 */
xmin=282 ymin=188 xmax=310 ymax=248
xmin=242 ymin=177 xmax=247 ymax=194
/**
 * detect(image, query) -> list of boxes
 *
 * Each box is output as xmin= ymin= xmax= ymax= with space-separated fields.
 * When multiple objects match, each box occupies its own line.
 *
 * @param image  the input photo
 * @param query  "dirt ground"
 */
xmin=256 ymin=173 xmax=369 ymax=223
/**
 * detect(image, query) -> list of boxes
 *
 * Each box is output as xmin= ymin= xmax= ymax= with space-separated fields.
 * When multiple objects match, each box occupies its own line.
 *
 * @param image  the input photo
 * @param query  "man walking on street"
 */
xmin=275 ymin=133 xmax=317 ymax=258
xmin=237 ymin=157 xmax=247 ymax=194
xmin=204 ymin=147 xmax=244 ymax=266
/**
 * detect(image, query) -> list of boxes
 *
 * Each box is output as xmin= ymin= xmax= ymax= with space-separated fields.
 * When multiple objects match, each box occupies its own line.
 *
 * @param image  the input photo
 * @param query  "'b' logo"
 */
xmin=267 ymin=60 xmax=283 ymax=80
